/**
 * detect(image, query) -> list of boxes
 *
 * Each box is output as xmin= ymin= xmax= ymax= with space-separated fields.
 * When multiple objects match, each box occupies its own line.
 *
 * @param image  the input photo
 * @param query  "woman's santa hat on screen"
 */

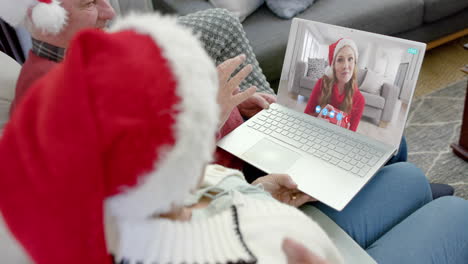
xmin=0 ymin=13 xmax=219 ymax=264
xmin=324 ymin=38 xmax=359 ymax=78
xmin=0 ymin=0 xmax=67 ymax=34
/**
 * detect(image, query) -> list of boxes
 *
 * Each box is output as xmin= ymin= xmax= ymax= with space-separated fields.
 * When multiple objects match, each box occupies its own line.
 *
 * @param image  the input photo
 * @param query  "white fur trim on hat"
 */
xmin=325 ymin=66 xmax=333 ymax=78
xmin=31 ymin=0 xmax=67 ymax=34
xmin=105 ymin=13 xmax=219 ymax=221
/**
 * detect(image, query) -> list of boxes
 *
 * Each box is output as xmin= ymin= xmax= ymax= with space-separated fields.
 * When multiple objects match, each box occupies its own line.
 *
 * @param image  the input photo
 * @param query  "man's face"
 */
xmin=60 ymin=0 xmax=116 ymax=46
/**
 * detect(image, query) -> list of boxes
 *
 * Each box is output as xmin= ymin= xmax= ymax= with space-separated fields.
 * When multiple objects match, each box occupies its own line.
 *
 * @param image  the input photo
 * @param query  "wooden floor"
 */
xmin=416 ymin=36 xmax=468 ymax=98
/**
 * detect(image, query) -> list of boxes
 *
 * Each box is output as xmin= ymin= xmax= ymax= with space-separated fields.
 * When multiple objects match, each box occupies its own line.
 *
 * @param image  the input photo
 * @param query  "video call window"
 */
xmin=277 ymin=20 xmax=423 ymax=149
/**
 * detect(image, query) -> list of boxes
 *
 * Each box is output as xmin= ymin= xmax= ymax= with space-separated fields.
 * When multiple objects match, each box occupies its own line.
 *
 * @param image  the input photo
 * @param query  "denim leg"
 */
xmin=313 ymin=162 xmax=432 ymax=248
xmin=386 ymin=136 xmax=408 ymax=165
xmin=367 ymin=197 xmax=468 ymax=264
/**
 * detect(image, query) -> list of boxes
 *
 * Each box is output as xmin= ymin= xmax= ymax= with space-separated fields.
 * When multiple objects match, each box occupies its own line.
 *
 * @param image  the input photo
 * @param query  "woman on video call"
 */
xmin=304 ymin=38 xmax=365 ymax=132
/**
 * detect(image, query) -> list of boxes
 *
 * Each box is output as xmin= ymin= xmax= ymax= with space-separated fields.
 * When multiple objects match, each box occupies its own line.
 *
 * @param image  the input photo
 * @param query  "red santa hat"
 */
xmin=324 ymin=38 xmax=359 ymax=78
xmin=0 ymin=0 xmax=67 ymax=34
xmin=0 ymin=13 xmax=219 ymax=264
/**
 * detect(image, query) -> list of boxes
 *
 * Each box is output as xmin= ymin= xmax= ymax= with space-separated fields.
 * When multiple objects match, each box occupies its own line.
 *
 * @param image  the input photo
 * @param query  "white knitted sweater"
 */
xmin=110 ymin=165 xmax=343 ymax=264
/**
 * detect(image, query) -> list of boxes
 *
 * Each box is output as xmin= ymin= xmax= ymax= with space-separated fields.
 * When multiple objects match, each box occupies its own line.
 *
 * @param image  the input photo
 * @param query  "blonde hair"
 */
xmin=319 ymin=46 xmax=358 ymax=113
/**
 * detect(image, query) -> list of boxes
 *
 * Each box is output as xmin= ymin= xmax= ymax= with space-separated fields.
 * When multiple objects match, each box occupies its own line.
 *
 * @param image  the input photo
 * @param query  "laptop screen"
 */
xmin=277 ymin=18 xmax=426 ymax=150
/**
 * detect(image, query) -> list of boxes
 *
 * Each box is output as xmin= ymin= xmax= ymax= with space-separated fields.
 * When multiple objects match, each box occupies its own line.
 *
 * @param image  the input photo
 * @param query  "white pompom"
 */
xmin=31 ymin=0 xmax=67 ymax=34
xmin=325 ymin=66 xmax=333 ymax=78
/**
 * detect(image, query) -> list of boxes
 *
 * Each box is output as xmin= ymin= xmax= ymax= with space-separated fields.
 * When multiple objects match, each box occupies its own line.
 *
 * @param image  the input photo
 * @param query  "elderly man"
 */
xmin=10 ymin=1 xmax=275 ymax=116
xmin=8 ymin=0 xmax=278 ymax=173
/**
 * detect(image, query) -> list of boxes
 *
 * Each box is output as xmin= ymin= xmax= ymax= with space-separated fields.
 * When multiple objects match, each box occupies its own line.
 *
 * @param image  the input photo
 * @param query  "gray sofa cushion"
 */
xmin=300 ymin=77 xmax=318 ymax=89
xmin=357 ymin=69 xmax=367 ymax=86
xmin=306 ymin=58 xmax=326 ymax=79
xmin=395 ymin=8 xmax=468 ymax=43
xmin=266 ymin=0 xmax=315 ymax=19
xmin=0 ymin=52 xmax=21 ymax=133
xmin=209 ymin=0 xmax=264 ymax=22
xmin=243 ymin=0 xmax=424 ymax=83
xmin=152 ymin=0 xmax=213 ymax=15
xmin=362 ymin=93 xmax=385 ymax=109
xmin=422 ymin=0 xmax=468 ymax=23
xmin=359 ymin=69 xmax=383 ymax=95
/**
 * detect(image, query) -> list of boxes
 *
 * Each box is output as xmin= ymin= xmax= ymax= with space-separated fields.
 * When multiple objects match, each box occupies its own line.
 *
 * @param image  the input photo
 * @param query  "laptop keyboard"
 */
xmin=247 ymin=105 xmax=386 ymax=177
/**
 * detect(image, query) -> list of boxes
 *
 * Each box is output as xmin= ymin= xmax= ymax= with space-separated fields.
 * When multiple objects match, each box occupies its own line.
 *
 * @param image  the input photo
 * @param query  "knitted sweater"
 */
xmin=110 ymin=165 xmax=343 ymax=264
xmin=304 ymin=78 xmax=365 ymax=131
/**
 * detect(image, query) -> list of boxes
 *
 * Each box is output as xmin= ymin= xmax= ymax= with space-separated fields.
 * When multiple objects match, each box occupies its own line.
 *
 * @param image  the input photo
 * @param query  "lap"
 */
xmin=386 ymin=136 xmax=408 ymax=165
xmin=313 ymin=162 xmax=432 ymax=248
xmin=366 ymin=196 xmax=468 ymax=264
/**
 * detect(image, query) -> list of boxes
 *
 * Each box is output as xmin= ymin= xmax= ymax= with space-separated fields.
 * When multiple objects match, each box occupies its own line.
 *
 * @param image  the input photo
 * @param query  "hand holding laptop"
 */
xmin=252 ymin=173 xmax=317 ymax=207
xmin=238 ymin=92 xmax=277 ymax=118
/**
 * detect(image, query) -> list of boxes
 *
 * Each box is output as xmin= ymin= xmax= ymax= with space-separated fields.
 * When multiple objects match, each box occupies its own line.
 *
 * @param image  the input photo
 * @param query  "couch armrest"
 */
xmin=290 ymin=61 xmax=307 ymax=93
xmin=380 ymin=82 xmax=398 ymax=122
xmin=0 ymin=52 xmax=21 ymax=131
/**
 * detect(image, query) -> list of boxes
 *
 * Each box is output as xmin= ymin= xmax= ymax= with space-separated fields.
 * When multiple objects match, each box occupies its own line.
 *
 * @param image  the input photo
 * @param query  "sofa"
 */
xmin=0 ymin=51 xmax=21 ymax=135
xmin=130 ymin=0 xmax=468 ymax=91
xmin=0 ymin=51 xmax=30 ymax=263
xmin=292 ymin=60 xmax=398 ymax=126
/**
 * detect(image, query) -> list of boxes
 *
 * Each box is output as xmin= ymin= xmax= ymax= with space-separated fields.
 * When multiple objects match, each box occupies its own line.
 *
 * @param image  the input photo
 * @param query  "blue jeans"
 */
xmin=366 ymin=196 xmax=468 ymax=264
xmin=387 ymin=136 xmax=408 ymax=164
xmin=314 ymin=162 xmax=468 ymax=263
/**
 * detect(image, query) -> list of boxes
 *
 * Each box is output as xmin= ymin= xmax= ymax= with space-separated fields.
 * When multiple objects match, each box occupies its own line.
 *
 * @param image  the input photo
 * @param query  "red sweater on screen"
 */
xmin=11 ymin=51 xmax=58 ymax=114
xmin=304 ymin=78 xmax=365 ymax=132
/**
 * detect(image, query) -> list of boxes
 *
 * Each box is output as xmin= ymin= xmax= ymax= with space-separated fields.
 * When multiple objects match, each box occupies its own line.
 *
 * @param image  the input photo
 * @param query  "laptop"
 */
xmin=218 ymin=18 xmax=426 ymax=211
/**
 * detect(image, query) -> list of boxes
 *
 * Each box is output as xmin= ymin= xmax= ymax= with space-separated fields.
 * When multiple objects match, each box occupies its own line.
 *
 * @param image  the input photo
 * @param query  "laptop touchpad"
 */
xmin=241 ymin=138 xmax=301 ymax=173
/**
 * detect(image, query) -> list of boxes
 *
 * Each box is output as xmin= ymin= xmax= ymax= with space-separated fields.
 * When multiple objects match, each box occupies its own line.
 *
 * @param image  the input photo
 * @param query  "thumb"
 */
xmin=282 ymin=238 xmax=311 ymax=263
xmin=260 ymin=93 xmax=277 ymax=104
xmin=282 ymin=238 xmax=328 ymax=264
xmin=275 ymin=174 xmax=297 ymax=189
xmin=252 ymin=93 xmax=270 ymax=109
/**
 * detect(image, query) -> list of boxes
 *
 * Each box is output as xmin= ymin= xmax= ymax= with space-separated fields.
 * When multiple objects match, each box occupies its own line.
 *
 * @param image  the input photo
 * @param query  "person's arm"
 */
xmin=304 ymin=78 xmax=323 ymax=115
xmin=348 ymin=89 xmax=365 ymax=132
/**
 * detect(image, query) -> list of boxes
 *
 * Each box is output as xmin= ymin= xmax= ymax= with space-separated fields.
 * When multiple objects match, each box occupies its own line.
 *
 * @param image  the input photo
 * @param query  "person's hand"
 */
xmin=252 ymin=174 xmax=316 ymax=207
xmin=238 ymin=92 xmax=277 ymax=118
xmin=282 ymin=238 xmax=330 ymax=264
xmin=217 ymin=54 xmax=257 ymax=128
